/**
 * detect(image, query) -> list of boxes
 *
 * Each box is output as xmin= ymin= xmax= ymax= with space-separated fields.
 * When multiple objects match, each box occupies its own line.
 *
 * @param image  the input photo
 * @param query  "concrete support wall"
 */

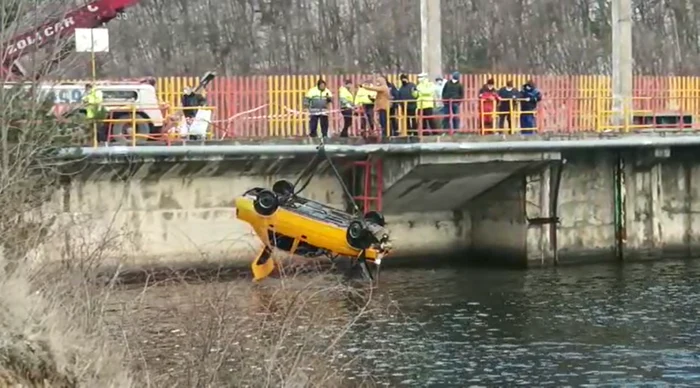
xmin=623 ymin=150 xmax=700 ymax=259
xmin=29 ymin=148 xmax=700 ymax=270
xmin=467 ymin=175 xmax=527 ymax=265
xmin=517 ymin=149 xmax=700 ymax=265
xmin=33 ymin=159 xmax=468 ymax=269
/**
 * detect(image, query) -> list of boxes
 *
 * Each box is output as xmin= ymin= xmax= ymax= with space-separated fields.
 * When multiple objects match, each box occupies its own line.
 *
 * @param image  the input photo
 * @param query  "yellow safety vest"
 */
xmin=304 ymin=86 xmax=332 ymax=114
xmin=339 ymin=86 xmax=354 ymax=109
xmin=354 ymin=87 xmax=376 ymax=105
xmin=416 ymin=81 xmax=434 ymax=110
xmin=83 ymin=89 xmax=103 ymax=119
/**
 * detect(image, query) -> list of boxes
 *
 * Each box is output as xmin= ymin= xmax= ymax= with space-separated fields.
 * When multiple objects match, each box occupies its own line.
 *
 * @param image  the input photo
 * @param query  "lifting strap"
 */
xmin=292 ymin=140 xmax=361 ymax=215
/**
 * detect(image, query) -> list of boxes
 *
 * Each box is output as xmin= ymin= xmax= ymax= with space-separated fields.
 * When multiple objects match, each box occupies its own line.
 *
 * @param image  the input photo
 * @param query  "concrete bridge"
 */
xmin=38 ymin=134 xmax=700 ymax=269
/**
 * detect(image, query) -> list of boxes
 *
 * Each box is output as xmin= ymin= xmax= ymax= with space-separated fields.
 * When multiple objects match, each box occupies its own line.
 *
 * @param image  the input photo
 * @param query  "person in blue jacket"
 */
xmin=519 ymin=80 xmax=542 ymax=134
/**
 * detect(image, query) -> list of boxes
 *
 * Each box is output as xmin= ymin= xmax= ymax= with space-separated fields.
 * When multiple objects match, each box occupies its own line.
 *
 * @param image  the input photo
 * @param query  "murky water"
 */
xmin=109 ymin=260 xmax=700 ymax=387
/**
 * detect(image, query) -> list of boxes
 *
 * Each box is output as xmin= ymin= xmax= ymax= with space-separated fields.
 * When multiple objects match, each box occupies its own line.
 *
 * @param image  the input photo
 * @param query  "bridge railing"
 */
xmin=49 ymin=73 xmax=700 ymax=145
xmin=87 ymin=104 xmax=216 ymax=146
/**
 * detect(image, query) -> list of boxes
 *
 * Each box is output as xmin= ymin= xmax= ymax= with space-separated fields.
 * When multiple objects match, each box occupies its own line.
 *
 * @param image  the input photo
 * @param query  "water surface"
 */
xmin=110 ymin=260 xmax=700 ymax=386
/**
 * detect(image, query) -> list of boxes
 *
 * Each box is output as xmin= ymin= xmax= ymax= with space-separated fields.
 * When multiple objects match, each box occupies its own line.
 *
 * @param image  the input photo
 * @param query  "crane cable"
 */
xmin=291 ymin=139 xmax=361 ymax=216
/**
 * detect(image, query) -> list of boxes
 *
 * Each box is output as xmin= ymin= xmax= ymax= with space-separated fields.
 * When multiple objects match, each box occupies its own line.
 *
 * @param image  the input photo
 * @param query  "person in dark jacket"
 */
xmin=497 ymin=80 xmax=519 ymax=129
xmin=397 ymin=74 xmax=417 ymax=134
xmin=441 ymin=71 xmax=464 ymax=130
xmin=181 ymin=87 xmax=200 ymax=118
xmin=385 ymin=76 xmax=400 ymax=136
xmin=519 ymin=80 xmax=542 ymax=134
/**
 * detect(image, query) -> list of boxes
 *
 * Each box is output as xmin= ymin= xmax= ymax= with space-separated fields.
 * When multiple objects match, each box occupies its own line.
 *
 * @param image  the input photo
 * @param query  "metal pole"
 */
xmin=91 ymin=29 xmax=98 ymax=147
xmin=420 ymin=0 xmax=442 ymax=77
xmin=611 ymin=0 xmax=633 ymax=129
xmin=58 ymin=136 xmax=700 ymax=159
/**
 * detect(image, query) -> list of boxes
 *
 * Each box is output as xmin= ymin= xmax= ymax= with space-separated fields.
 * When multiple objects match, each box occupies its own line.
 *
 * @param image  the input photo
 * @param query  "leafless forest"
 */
xmin=98 ymin=0 xmax=699 ymax=77
xmin=3 ymin=0 xmax=700 ymax=77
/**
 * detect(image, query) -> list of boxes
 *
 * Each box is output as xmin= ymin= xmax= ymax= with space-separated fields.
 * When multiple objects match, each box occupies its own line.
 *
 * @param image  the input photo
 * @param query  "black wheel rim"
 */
xmin=259 ymin=194 xmax=274 ymax=208
xmin=349 ymin=222 xmax=363 ymax=239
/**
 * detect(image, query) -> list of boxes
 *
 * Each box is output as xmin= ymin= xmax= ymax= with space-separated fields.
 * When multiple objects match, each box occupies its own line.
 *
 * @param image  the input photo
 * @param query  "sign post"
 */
xmin=75 ymin=28 xmax=109 ymax=147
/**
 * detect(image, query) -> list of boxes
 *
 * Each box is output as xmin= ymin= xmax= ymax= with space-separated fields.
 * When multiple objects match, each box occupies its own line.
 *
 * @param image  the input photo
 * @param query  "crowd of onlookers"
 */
xmin=303 ymin=74 xmax=543 ymax=138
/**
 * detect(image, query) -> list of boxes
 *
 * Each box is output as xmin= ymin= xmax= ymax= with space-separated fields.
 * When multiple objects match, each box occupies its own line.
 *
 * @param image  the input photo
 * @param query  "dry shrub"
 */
xmin=1 ymin=9 xmax=385 ymax=383
xmin=109 ymin=269 xmax=380 ymax=387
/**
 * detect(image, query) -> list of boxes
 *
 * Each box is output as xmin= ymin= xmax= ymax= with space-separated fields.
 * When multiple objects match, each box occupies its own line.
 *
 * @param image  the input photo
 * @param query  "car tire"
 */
xmin=253 ymin=190 xmax=279 ymax=216
xmin=346 ymin=220 xmax=371 ymax=250
xmin=363 ymin=210 xmax=385 ymax=226
xmin=272 ymin=180 xmax=295 ymax=197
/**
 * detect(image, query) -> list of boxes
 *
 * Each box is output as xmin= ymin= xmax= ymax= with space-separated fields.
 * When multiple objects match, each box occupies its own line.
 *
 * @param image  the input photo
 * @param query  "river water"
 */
xmin=109 ymin=260 xmax=700 ymax=387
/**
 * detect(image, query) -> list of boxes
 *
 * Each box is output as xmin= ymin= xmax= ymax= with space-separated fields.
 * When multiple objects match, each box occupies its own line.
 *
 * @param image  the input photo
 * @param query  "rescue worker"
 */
xmin=82 ymin=83 xmax=104 ymax=141
xmin=362 ymin=76 xmax=392 ymax=137
xmin=338 ymin=79 xmax=355 ymax=137
xmin=519 ymin=80 xmax=542 ymax=134
xmin=354 ymin=81 xmax=376 ymax=133
xmin=303 ymin=79 xmax=333 ymax=138
xmin=416 ymin=73 xmax=437 ymax=134
xmin=497 ymin=80 xmax=519 ymax=129
xmin=478 ymin=78 xmax=499 ymax=130
xmin=441 ymin=71 xmax=464 ymax=130
xmin=397 ymin=74 xmax=417 ymax=132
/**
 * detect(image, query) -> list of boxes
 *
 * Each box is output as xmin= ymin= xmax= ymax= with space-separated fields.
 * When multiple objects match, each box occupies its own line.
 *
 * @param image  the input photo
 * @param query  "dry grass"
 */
xmin=0 ymin=246 xmax=382 ymax=387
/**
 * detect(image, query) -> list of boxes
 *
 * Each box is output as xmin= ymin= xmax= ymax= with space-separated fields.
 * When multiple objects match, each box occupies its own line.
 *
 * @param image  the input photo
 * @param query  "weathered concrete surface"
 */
xmin=36 ymin=136 xmax=700 ymax=270
xmin=382 ymin=152 xmax=560 ymax=213
xmin=34 ymin=157 xmax=467 ymax=268
xmin=468 ymin=148 xmax=700 ymax=266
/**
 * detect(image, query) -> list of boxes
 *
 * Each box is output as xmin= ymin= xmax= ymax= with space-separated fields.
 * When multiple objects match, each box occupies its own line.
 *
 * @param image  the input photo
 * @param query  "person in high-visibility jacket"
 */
xmin=338 ymin=79 xmax=355 ymax=137
xmin=82 ymin=83 xmax=105 ymax=141
xmin=82 ymin=83 xmax=103 ymax=119
xmin=415 ymin=73 xmax=437 ymax=134
xmin=303 ymin=79 xmax=333 ymax=138
xmin=354 ymin=82 xmax=376 ymax=132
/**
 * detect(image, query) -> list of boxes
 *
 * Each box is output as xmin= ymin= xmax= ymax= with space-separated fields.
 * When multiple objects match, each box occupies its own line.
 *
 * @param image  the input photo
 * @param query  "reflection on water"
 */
xmin=110 ymin=260 xmax=700 ymax=386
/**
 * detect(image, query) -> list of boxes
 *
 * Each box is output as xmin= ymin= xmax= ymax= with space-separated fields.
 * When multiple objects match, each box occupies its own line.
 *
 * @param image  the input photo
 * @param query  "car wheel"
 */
xmin=363 ymin=210 xmax=385 ymax=226
xmin=346 ymin=220 xmax=371 ymax=249
xmin=272 ymin=180 xmax=295 ymax=196
xmin=253 ymin=190 xmax=279 ymax=216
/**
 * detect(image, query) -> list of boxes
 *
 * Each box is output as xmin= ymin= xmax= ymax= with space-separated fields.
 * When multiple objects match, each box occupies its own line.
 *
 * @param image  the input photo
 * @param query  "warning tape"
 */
xmin=211 ymin=104 xmax=346 ymax=123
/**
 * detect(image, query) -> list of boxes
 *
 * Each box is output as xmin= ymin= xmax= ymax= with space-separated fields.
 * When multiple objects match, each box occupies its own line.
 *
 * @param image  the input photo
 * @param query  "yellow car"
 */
xmin=235 ymin=180 xmax=392 ymax=281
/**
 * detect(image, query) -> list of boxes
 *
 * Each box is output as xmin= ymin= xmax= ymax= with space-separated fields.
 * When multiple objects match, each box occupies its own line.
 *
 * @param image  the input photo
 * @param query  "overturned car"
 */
xmin=235 ymin=180 xmax=392 ymax=282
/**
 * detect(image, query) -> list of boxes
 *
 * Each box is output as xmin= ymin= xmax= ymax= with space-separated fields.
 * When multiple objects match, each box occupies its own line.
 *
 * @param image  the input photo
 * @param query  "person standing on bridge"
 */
xmin=497 ymin=80 xmax=519 ymax=130
xmin=82 ymin=83 xmax=104 ymax=142
xmin=338 ymin=79 xmax=355 ymax=137
xmin=519 ymin=80 xmax=542 ymax=134
xmin=181 ymin=87 xmax=200 ymax=119
xmin=303 ymin=79 xmax=333 ymax=138
xmin=354 ymin=81 xmax=376 ymax=134
xmin=416 ymin=73 xmax=437 ymax=135
xmin=397 ymin=74 xmax=418 ymax=134
xmin=361 ymin=76 xmax=392 ymax=137
xmin=441 ymin=71 xmax=465 ymax=130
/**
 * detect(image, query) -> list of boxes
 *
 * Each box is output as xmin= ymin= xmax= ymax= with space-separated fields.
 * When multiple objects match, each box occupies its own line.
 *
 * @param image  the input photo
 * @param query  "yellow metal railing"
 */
xmin=91 ymin=105 xmax=216 ymax=147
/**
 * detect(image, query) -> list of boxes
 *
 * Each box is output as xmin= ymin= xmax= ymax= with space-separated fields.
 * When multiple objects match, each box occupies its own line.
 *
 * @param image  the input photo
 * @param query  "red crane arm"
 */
xmin=2 ymin=0 xmax=140 ymax=66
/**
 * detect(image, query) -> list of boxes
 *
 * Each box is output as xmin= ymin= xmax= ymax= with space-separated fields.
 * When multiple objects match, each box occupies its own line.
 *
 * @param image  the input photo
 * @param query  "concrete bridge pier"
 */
xmin=378 ymin=151 xmax=561 ymax=265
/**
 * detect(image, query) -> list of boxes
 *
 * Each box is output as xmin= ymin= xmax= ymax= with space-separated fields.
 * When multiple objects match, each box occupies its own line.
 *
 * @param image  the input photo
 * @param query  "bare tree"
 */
xmin=69 ymin=0 xmax=700 ymax=77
